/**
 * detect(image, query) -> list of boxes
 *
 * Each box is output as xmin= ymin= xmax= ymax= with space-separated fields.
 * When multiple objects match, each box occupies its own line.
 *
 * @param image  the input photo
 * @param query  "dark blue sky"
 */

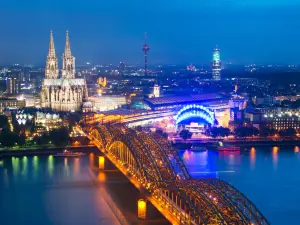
xmin=0 ymin=0 xmax=300 ymax=65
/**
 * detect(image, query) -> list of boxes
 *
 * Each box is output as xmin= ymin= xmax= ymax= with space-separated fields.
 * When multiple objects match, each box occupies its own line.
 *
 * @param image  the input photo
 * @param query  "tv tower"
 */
xmin=142 ymin=32 xmax=150 ymax=76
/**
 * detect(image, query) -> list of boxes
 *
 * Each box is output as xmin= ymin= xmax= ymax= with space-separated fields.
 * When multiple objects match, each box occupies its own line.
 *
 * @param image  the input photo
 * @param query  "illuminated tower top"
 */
xmin=48 ymin=30 xmax=56 ymax=57
xmin=64 ymin=30 xmax=72 ymax=57
xmin=212 ymin=45 xmax=221 ymax=81
xmin=142 ymin=32 xmax=150 ymax=53
xmin=45 ymin=30 xmax=59 ymax=79
xmin=62 ymin=30 xmax=75 ymax=79
xmin=213 ymin=45 xmax=220 ymax=62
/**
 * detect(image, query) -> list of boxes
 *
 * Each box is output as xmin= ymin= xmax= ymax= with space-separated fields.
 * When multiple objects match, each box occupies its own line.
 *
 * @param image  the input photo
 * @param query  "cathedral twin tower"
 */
xmin=41 ymin=30 xmax=88 ymax=112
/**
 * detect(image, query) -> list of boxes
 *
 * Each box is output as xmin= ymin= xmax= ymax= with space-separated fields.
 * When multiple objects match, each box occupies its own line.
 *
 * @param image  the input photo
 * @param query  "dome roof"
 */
xmin=83 ymin=101 xmax=93 ymax=108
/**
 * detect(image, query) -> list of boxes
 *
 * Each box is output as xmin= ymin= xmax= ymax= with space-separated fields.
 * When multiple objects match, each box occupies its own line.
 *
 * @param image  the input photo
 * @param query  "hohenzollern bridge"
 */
xmin=87 ymin=124 xmax=269 ymax=225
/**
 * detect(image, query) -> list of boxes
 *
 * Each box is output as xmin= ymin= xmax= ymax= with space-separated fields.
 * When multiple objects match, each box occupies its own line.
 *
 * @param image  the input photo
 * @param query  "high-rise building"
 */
xmin=40 ymin=30 xmax=88 ymax=112
xmin=6 ymin=78 xmax=20 ymax=95
xmin=212 ymin=46 xmax=221 ymax=80
xmin=153 ymin=84 xmax=160 ymax=98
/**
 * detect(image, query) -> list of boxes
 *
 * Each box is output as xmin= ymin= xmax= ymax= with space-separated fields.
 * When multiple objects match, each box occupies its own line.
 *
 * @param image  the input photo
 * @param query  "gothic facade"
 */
xmin=41 ymin=30 xmax=88 ymax=112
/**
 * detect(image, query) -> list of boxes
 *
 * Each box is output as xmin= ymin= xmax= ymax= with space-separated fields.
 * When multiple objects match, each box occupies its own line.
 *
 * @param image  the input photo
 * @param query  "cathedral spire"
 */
xmin=45 ymin=29 xmax=58 ymax=79
xmin=48 ymin=29 xmax=56 ymax=57
xmin=62 ymin=29 xmax=75 ymax=79
xmin=64 ymin=29 xmax=71 ymax=57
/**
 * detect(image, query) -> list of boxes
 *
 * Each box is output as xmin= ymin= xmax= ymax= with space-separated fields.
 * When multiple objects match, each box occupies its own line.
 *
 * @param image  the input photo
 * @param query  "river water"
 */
xmin=179 ymin=146 xmax=300 ymax=225
xmin=1 ymin=146 xmax=299 ymax=225
xmin=0 ymin=155 xmax=121 ymax=225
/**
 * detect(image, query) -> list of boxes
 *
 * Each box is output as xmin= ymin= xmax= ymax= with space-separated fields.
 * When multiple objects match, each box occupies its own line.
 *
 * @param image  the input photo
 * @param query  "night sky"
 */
xmin=0 ymin=0 xmax=300 ymax=65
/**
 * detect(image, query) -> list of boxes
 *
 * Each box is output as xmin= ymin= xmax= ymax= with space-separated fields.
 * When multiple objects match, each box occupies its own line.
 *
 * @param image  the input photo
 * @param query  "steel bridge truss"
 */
xmin=89 ymin=125 xmax=269 ymax=225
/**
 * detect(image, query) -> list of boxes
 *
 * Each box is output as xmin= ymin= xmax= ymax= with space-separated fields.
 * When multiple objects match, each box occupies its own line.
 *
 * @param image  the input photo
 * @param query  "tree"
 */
xmin=136 ymin=126 xmax=143 ymax=132
xmin=0 ymin=129 xmax=20 ymax=147
xmin=18 ymin=134 xmax=26 ymax=146
xmin=0 ymin=115 xmax=8 ymax=129
xmin=33 ymin=133 xmax=50 ymax=145
xmin=279 ymin=128 xmax=296 ymax=137
xmin=179 ymin=129 xmax=192 ymax=142
xmin=285 ymin=128 xmax=296 ymax=137
xmin=208 ymin=127 xmax=230 ymax=138
xmin=259 ymin=127 xmax=276 ymax=137
xmin=234 ymin=127 xmax=259 ymax=137
xmin=155 ymin=129 xmax=168 ymax=139
xmin=49 ymin=127 xmax=69 ymax=146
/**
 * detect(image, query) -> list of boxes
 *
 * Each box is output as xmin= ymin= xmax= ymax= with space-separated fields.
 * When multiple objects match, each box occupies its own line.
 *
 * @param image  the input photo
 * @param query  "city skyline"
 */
xmin=0 ymin=0 xmax=300 ymax=65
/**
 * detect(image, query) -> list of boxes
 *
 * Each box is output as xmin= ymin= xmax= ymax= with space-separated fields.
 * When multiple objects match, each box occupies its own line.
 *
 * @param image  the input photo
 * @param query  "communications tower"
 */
xmin=142 ymin=32 xmax=150 ymax=76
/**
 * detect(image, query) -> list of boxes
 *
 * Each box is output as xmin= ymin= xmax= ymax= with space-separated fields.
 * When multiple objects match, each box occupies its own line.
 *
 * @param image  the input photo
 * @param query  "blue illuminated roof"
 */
xmin=144 ymin=93 xmax=227 ymax=109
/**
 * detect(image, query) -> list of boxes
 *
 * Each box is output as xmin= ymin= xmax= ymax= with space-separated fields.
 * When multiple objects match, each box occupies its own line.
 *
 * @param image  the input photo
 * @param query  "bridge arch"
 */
xmin=174 ymin=104 xmax=215 ymax=125
xmin=88 ymin=124 xmax=269 ymax=225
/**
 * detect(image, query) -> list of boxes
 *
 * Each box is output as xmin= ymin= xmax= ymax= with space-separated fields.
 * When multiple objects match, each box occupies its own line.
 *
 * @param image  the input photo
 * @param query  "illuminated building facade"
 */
xmin=143 ymin=93 xmax=230 ymax=127
xmin=40 ymin=30 xmax=88 ymax=112
xmin=13 ymin=108 xmax=63 ymax=133
xmin=84 ymin=95 xmax=127 ymax=112
xmin=0 ymin=97 xmax=26 ymax=112
xmin=6 ymin=78 xmax=20 ymax=95
xmin=212 ymin=46 xmax=221 ymax=80
xmin=264 ymin=114 xmax=300 ymax=131
xmin=153 ymin=84 xmax=160 ymax=98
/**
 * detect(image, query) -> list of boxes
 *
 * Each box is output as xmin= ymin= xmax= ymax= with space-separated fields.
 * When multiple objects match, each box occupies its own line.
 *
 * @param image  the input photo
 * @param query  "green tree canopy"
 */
xmin=49 ymin=127 xmax=69 ymax=146
xmin=0 ymin=115 xmax=9 ymax=129
xmin=179 ymin=129 xmax=193 ymax=141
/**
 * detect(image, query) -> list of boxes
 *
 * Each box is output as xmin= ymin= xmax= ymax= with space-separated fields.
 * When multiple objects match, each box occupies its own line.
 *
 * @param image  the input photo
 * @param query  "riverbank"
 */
xmin=0 ymin=145 xmax=97 ymax=157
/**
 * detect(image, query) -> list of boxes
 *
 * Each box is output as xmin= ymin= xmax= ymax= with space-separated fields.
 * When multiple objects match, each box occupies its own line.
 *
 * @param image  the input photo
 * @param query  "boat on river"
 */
xmin=217 ymin=146 xmax=240 ymax=152
xmin=54 ymin=149 xmax=85 ymax=157
xmin=190 ymin=146 xmax=207 ymax=152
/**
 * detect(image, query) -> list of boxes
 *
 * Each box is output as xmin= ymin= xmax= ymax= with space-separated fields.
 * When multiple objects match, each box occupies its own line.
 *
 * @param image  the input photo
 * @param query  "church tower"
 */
xmin=45 ymin=30 xmax=59 ymax=79
xmin=62 ymin=30 xmax=75 ymax=79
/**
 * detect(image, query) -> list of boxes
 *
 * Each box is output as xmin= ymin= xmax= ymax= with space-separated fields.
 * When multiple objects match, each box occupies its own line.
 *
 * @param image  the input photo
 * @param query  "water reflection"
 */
xmin=182 ymin=150 xmax=191 ymax=161
xmin=0 ymin=154 xmax=122 ymax=225
xmin=32 ymin=156 xmax=39 ymax=178
xmin=294 ymin=146 xmax=299 ymax=153
xmin=97 ymin=171 xmax=106 ymax=182
xmin=47 ymin=155 xmax=54 ymax=177
xmin=12 ymin=157 xmax=20 ymax=177
xmin=250 ymin=147 xmax=256 ymax=170
xmin=73 ymin=158 xmax=80 ymax=175
xmin=64 ymin=158 xmax=69 ymax=176
xmin=272 ymin=146 xmax=279 ymax=168
xmin=89 ymin=153 xmax=95 ymax=167
xmin=22 ymin=156 xmax=28 ymax=177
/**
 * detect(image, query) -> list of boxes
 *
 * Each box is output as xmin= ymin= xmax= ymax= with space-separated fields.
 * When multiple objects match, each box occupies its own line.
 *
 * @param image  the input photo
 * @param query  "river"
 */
xmin=1 ymin=146 xmax=299 ymax=225
xmin=0 ymin=154 xmax=121 ymax=225
xmin=179 ymin=146 xmax=300 ymax=225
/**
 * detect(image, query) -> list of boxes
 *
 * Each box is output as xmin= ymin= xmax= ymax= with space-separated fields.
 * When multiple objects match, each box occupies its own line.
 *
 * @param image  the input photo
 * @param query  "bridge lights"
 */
xmin=99 ymin=156 xmax=105 ymax=169
xmin=138 ymin=199 xmax=147 ymax=219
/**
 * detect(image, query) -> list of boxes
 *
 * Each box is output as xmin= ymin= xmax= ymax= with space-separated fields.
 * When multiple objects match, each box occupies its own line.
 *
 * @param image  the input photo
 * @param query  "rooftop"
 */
xmin=144 ymin=93 xmax=227 ymax=108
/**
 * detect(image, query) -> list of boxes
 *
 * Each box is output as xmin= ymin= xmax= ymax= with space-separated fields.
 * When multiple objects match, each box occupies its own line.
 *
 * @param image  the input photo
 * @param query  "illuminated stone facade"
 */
xmin=41 ymin=30 xmax=88 ymax=112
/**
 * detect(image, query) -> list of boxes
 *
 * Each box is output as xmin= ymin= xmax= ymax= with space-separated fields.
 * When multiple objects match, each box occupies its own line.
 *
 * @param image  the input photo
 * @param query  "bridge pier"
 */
xmin=137 ymin=199 xmax=147 ymax=219
xmin=98 ymin=156 xmax=105 ymax=170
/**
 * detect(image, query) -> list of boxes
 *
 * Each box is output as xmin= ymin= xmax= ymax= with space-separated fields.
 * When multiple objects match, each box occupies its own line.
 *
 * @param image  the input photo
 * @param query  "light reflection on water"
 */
xmin=179 ymin=146 xmax=300 ymax=225
xmin=0 ymin=155 xmax=120 ymax=225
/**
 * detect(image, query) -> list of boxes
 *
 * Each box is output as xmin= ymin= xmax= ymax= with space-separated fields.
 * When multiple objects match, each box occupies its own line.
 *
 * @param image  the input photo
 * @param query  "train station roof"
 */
xmin=144 ymin=93 xmax=228 ymax=109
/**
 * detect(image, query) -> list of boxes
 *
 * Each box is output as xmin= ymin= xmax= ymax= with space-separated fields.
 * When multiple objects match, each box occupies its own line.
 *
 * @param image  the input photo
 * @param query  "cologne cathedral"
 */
xmin=40 ymin=30 xmax=88 ymax=112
